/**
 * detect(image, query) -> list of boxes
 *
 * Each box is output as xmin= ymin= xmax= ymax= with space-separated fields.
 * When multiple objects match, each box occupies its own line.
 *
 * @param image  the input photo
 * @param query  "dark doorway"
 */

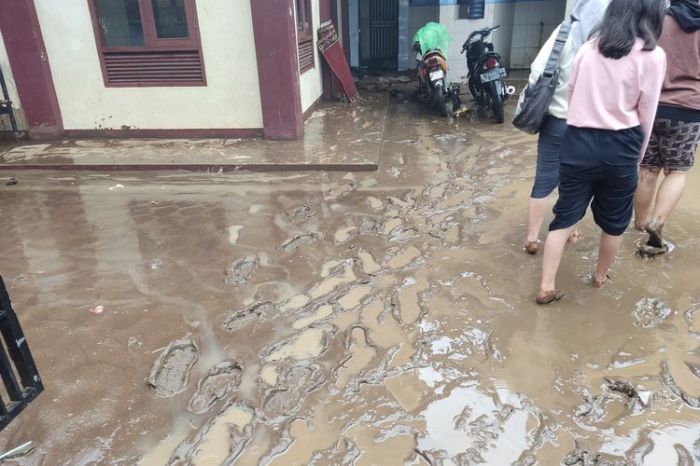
xmin=359 ymin=0 xmax=398 ymax=70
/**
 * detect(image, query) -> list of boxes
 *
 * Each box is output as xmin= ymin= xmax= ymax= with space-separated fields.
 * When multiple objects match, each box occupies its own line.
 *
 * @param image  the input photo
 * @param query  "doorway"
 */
xmin=359 ymin=0 xmax=398 ymax=70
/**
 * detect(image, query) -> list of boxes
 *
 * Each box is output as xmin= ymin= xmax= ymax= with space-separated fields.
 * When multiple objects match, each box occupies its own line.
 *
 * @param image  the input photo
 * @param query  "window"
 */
xmin=89 ymin=0 xmax=205 ymax=87
xmin=459 ymin=0 xmax=486 ymax=20
xmin=296 ymin=0 xmax=314 ymax=72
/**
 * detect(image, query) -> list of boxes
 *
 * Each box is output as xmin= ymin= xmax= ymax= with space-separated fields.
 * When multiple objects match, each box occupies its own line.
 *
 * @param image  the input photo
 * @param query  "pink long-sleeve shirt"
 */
xmin=567 ymin=39 xmax=667 ymax=159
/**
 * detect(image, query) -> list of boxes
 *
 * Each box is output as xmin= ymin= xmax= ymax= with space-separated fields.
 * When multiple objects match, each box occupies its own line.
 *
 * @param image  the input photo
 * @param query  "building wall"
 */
xmin=32 ymin=0 xmax=263 ymax=131
xmin=299 ymin=0 xmax=324 ymax=113
xmin=0 ymin=27 xmax=27 ymax=131
xmin=440 ymin=3 xmax=516 ymax=82
xmin=440 ymin=0 xmax=567 ymax=81
xmin=509 ymin=0 xmax=567 ymax=68
xmin=405 ymin=5 xmax=441 ymax=71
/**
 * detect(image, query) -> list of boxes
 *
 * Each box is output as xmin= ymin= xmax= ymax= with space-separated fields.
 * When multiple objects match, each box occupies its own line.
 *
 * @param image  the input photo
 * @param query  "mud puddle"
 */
xmin=0 ymin=92 xmax=699 ymax=465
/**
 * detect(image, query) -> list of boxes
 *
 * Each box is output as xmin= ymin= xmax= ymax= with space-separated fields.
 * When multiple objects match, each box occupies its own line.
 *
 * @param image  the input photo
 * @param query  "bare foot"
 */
xmin=592 ymin=274 xmax=611 ymax=289
xmin=523 ymin=240 xmax=539 ymax=255
xmin=567 ymin=230 xmax=583 ymax=244
xmin=536 ymin=289 xmax=565 ymax=305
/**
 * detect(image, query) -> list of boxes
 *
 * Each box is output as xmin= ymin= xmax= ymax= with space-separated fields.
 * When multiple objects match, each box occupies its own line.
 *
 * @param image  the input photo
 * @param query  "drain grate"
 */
xmin=0 ymin=276 xmax=43 ymax=431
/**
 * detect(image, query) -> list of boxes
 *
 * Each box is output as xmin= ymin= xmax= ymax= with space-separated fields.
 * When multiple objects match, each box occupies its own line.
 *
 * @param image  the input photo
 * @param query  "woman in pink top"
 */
xmin=536 ymin=0 xmax=667 ymax=304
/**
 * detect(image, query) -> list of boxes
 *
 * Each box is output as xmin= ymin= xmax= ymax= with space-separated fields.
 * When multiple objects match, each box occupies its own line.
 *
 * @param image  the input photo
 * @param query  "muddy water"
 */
xmin=0 ymin=93 xmax=699 ymax=465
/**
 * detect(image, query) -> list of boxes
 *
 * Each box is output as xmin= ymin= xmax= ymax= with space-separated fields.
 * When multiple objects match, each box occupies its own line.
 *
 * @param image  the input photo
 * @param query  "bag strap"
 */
xmin=542 ymin=20 xmax=573 ymax=77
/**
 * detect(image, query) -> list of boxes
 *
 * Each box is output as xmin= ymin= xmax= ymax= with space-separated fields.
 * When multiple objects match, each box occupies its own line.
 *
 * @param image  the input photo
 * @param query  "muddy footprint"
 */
xmin=263 ymin=364 xmax=326 ymax=419
xmin=225 ymin=255 xmax=259 ymax=285
xmin=188 ymin=361 xmax=243 ymax=414
xmin=147 ymin=335 xmax=198 ymax=397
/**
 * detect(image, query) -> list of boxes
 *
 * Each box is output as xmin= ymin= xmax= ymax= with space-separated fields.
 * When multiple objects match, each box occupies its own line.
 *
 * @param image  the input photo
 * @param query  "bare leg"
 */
xmin=650 ymin=170 xmax=686 ymax=225
xmin=526 ymin=197 xmax=549 ymax=243
xmin=594 ymin=232 xmax=623 ymax=285
xmin=633 ymin=167 xmax=661 ymax=230
xmin=539 ymin=226 xmax=575 ymax=293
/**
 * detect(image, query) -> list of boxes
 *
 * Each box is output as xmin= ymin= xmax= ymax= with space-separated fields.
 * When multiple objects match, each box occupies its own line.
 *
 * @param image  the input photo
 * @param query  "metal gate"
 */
xmin=0 ymin=276 xmax=43 ymax=430
xmin=368 ymin=0 xmax=398 ymax=70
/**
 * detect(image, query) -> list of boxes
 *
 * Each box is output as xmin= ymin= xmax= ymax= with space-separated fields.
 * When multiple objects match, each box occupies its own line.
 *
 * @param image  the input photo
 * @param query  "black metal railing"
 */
xmin=0 ymin=276 xmax=43 ymax=431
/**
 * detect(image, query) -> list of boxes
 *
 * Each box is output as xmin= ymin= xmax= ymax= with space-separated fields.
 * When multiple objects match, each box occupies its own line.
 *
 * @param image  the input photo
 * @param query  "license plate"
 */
xmin=430 ymin=69 xmax=444 ymax=80
xmin=480 ymin=67 xmax=506 ymax=83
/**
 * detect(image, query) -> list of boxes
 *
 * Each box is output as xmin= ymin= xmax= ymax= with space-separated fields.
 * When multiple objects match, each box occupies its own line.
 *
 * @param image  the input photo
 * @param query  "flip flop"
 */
xmin=536 ymin=290 xmax=566 ymax=305
xmin=592 ymin=274 xmax=611 ymax=289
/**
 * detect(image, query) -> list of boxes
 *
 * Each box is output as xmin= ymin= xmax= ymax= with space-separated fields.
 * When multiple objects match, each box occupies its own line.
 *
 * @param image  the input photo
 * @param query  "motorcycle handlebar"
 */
xmin=463 ymin=24 xmax=501 ymax=50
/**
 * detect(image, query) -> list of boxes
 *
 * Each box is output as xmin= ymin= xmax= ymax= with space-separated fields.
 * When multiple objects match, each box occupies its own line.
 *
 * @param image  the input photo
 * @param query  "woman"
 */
xmin=536 ymin=0 xmax=667 ymax=304
xmin=524 ymin=0 xmax=609 ymax=255
xmin=634 ymin=0 xmax=700 ymax=251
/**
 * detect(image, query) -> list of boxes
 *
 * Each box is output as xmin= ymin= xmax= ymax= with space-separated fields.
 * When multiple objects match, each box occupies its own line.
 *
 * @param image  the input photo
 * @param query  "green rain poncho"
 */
xmin=413 ymin=22 xmax=452 ymax=55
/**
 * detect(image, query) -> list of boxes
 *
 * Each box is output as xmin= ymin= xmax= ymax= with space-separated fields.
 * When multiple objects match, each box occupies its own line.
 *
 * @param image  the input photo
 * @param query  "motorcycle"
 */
xmin=414 ymin=43 xmax=461 ymax=117
xmin=462 ymin=25 xmax=509 ymax=123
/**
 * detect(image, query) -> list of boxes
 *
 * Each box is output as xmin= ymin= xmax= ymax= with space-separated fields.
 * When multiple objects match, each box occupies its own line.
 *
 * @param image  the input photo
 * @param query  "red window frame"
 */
xmin=87 ymin=0 xmax=206 ymax=87
xmin=296 ymin=0 xmax=315 ymax=73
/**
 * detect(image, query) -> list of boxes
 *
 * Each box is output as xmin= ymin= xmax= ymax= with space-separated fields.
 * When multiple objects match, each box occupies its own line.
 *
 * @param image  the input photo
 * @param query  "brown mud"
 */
xmin=0 ymin=92 xmax=699 ymax=465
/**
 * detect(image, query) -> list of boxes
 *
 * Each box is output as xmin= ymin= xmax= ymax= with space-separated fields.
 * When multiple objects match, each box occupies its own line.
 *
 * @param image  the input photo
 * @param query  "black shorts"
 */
xmin=550 ymin=125 xmax=643 ymax=236
xmin=640 ymin=118 xmax=700 ymax=172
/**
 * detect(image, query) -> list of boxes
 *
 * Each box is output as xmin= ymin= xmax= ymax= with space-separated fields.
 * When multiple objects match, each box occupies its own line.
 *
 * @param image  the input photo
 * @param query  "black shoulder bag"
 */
xmin=512 ymin=20 xmax=573 ymax=134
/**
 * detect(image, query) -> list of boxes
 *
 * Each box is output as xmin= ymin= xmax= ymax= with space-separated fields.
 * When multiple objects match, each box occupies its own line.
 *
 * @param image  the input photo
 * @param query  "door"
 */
xmin=360 ymin=0 xmax=398 ymax=70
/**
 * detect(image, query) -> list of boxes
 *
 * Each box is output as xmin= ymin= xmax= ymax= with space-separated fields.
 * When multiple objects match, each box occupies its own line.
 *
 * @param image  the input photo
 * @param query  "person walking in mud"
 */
xmin=536 ymin=0 xmax=667 ymax=304
xmin=524 ymin=0 xmax=609 ymax=255
xmin=633 ymin=0 xmax=700 ymax=254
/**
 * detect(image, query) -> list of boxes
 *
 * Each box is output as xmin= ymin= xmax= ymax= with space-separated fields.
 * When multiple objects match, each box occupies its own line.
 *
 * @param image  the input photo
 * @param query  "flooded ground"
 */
xmin=0 ymin=92 xmax=699 ymax=465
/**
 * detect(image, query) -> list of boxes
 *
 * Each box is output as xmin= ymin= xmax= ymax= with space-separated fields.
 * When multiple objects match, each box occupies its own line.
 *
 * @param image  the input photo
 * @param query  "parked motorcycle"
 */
xmin=462 ymin=25 xmax=509 ymax=123
xmin=414 ymin=44 xmax=462 ymax=117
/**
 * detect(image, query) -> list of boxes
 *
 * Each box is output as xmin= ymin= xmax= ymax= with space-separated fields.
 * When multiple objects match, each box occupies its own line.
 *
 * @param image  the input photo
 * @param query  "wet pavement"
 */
xmin=0 ymin=94 xmax=388 ymax=172
xmin=0 ymin=92 xmax=699 ymax=465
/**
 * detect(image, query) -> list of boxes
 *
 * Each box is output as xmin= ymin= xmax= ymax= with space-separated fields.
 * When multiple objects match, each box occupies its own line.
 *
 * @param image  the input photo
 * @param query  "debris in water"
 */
xmin=147 ymin=335 xmax=198 ymax=397
xmin=5 ymin=177 xmax=18 ymax=186
xmin=188 ymin=360 xmax=243 ymax=414
xmin=89 ymin=305 xmax=104 ymax=315
xmin=281 ymin=233 xmax=319 ymax=251
xmin=603 ymin=377 xmax=652 ymax=408
xmin=660 ymin=360 xmax=700 ymax=408
xmin=225 ymin=255 xmax=259 ymax=285
xmin=632 ymin=297 xmax=673 ymax=329
xmin=109 ymin=183 xmax=125 ymax=191
xmin=127 ymin=336 xmax=142 ymax=351
xmin=0 ymin=441 xmax=35 ymax=461
xmin=222 ymin=302 xmax=274 ymax=331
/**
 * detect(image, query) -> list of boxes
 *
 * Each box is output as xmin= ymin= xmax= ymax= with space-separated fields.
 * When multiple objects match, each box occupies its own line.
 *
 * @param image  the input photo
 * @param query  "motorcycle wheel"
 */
xmin=436 ymin=89 xmax=448 ymax=117
xmin=487 ymin=81 xmax=505 ymax=123
xmin=468 ymin=77 xmax=479 ymax=100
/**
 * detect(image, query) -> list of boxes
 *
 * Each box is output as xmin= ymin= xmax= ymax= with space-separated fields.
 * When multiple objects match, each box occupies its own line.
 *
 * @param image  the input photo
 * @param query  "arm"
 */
xmin=637 ymin=50 xmax=667 ymax=160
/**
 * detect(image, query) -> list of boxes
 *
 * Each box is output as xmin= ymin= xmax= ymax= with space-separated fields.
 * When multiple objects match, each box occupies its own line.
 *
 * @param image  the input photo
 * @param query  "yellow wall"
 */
xmin=33 ymin=0 xmax=263 ymax=130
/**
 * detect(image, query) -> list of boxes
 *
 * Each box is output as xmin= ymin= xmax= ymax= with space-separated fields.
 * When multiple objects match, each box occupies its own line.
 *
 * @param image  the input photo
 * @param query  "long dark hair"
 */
xmin=594 ymin=0 xmax=666 ymax=59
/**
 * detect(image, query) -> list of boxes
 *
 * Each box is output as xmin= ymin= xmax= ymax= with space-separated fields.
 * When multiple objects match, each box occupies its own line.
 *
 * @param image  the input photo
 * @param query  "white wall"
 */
xmin=0 ymin=28 xmax=27 ymax=131
xmin=32 ymin=0 xmax=263 ymax=131
xmin=440 ymin=3 xmax=516 ymax=82
xmin=299 ymin=0 xmax=324 ymax=113
xmin=510 ymin=0 xmax=567 ymax=68
xmin=405 ymin=5 xmax=441 ymax=71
